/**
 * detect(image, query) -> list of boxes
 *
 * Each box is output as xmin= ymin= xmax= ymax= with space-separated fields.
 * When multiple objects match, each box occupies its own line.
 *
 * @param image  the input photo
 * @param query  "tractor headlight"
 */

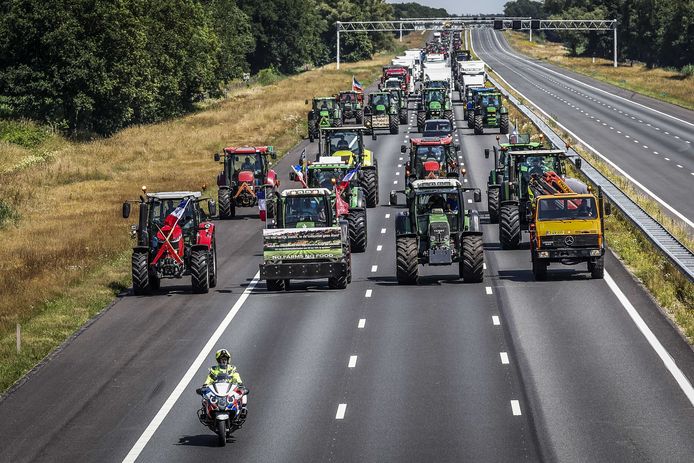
xmin=590 ymin=249 xmax=601 ymax=256
xmin=538 ymin=251 xmax=550 ymax=258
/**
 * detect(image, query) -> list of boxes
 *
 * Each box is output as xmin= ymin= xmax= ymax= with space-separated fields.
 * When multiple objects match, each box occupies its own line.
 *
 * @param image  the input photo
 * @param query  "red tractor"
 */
xmin=381 ymin=65 xmax=410 ymax=95
xmin=214 ymin=146 xmax=279 ymax=219
xmin=122 ymin=189 xmax=218 ymax=294
xmin=401 ymin=135 xmax=462 ymax=182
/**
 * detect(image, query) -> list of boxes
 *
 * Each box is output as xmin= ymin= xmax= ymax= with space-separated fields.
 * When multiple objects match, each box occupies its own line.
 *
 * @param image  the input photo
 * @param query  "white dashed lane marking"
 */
xmin=385 ymin=213 xmax=390 ymax=219
xmin=485 ymin=286 xmax=493 ymax=295
xmin=380 ymin=228 xmax=386 ymax=234
xmin=336 ymin=404 xmax=347 ymax=419
xmin=500 ymin=352 xmax=509 ymax=364
xmin=492 ymin=316 xmax=500 ymax=326
xmin=348 ymin=356 xmax=357 ymax=368
xmin=365 ymin=289 xmax=372 ymax=298
xmin=511 ymin=400 xmax=522 ymax=416
xmin=371 ymin=265 xmax=378 ymax=272
xmin=358 ymin=318 xmax=366 ymax=328
xmin=376 ymin=245 xmax=383 ymax=251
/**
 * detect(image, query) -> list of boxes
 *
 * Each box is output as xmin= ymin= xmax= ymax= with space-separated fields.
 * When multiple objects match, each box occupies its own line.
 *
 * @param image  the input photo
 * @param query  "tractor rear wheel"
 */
xmin=444 ymin=109 xmax=454 ymax=125
xmin=389 ymin=115 xmax=399 ymax=134
xmin=266 ymin=279 xmax=285 ymax=291
xmin=347 ymin=209 xmax=367 ymax=253
xmin=132 ymin=252 xmax=150 ymax=295
xmin=467 ymin=110 xmax=474 ymax=128
xmin=355 ymin=110 xmax=364 ymax=124
xmin=499 ymin=205 xmax=521 ymax=249
xmin=460 ymin=235 xmax=484 ymax=282
xmin=396 ymin=237 xmax=419 ymax=284
xmin=218 ymin=188 xmax=233 ymax=219
xmin=328 ymin=272 xmax=348 ymax=289
xmin=417 ymin=111 xmax=425 ymax=132
xmin=333 ymin=117 xmax=343 ymax=127
xmin=308 ymin=119 xmax=318 ymax=142
xmin=500 ymin=113 xmax=509 ymax=134
xmin=399 ymin=108 xmax=408 ymax=124
xmin=532 ymin=256 xmax=548 ymax=280
xmin=588 ymin=256 xmax=605 ymax=279
xmin=208 ymin=239 xmax=218 ymax=288
xmin=266 ymin=194 xmax=276 ymax=220
xmin=474 ymin=114 xmax=484 ymax=135
xmin=487 ymin=188 xmax=500 ymax=223
xmin=361 ymin=169 xmax=378 ymax=208
xmin=190 ymin=250 xmax=210 ymax=294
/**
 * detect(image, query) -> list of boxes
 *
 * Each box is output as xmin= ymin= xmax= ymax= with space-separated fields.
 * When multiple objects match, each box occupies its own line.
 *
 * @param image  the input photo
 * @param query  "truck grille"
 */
xmin=540 ymin=234 xmax=598 ymax=248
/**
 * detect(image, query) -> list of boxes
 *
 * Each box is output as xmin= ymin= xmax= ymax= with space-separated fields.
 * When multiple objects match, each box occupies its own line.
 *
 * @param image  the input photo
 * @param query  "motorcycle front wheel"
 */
xmin=217 ymin=419 xmax=227 ymax=446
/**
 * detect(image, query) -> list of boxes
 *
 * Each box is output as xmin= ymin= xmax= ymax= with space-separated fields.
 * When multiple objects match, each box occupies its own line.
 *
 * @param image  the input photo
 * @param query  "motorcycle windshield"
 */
xmin=213 ymin=382 xmax=233 ymax=395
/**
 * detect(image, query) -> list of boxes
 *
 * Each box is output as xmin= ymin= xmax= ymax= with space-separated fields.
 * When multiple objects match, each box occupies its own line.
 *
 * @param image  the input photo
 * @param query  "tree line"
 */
xmin=503 ymin=0 xmax=692 ymax=70
xmin=0 ymin=0 xmax=444 ymax=136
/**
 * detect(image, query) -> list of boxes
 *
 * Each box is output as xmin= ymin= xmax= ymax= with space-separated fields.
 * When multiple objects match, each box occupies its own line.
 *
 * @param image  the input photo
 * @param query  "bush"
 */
xmin=680 ymin=64 xmax=694 ymax=78
xmin=256 ymin=67 xmax=283 ymax=86
xmin=0 ymin=120 xmax=50 ymax=148
xmin=0 ymin=200 xmax=19 ymax=228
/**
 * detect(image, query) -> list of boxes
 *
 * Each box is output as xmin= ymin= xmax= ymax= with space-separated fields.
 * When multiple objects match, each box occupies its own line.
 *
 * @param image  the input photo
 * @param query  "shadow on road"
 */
xmin=177 ymin=434 xmax=235 ymax=447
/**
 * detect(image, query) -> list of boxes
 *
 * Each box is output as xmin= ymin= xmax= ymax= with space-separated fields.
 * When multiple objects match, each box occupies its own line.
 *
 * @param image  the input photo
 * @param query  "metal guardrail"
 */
xmin=487 ymin=74 xmax=694 ymax=282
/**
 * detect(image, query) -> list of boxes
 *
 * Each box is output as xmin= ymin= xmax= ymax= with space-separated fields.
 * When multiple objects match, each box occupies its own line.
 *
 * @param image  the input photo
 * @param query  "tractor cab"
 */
xmin=367 ymin=92 xmax=393 ymax=116
xmin=417 ymin=88 xmax=453 ymax=129
xmin=383 ymin=77 xmax=403 ymax=90
xmin=472 ymin=89 xmax=508 ymax=135
xmin=338 ymin=91 xmax=363 ymax=106
xmin=402 ymin=136 xmax=461 ymax=181
xmin=274 ymin=189 xmax=334 ymax=229
xmin=307 ymin=97 xmax=343 ymax=141
xmin=364 ymin=93 xmax=399 ymax=135
xmin=338 ymin=91 xmax=364 ymax=124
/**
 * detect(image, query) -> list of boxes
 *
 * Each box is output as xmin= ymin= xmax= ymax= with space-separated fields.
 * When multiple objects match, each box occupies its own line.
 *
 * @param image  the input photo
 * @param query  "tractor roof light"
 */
xmin=141 ymin=185 xmax=147 ymax=194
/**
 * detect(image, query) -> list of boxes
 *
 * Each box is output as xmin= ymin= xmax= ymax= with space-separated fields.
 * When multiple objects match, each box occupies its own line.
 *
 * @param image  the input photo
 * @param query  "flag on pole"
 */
xmin=169 ymin=199 xmax=188 ymax=220
xmin=292 ymin=165 xmax=308 ymax=188
xmin=340 ymin=164 xmax=359 ymax=189
xmin=352 ymin=76 xmax=363 ymax=93
xmin=257 ymin=188 xmax=267 ymax=221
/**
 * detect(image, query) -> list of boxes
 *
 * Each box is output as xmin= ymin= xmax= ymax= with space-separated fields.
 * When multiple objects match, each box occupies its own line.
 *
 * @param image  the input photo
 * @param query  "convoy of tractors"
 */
xmin=122 ymin=29 xmax=609 ymax=295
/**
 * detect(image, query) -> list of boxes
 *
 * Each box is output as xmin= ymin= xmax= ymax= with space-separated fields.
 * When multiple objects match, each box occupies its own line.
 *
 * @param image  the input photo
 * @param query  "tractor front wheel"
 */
xmin=460 ymin=235 xmax=484 ymax=282
xmin=474 ymin=114 xmax=484 ymax=135
xmin=500 ymin=113 xmax=509 ymax=134
xmin=347 ymin=209 xmax=367 ymax=252
xmin=333 ymin=117 xmax=343 ymax=128
xmin=361 ymin=169 xmax=378 ymax=208
xmin=396 ymin=237 xmax=419 ymax=284
xmin=355 ymin=110 xmax=364 ymax=124
xmin=190 ymin=250 xmax=210 ymax=294
xmin=444 ymin=109 xmax=454 ymax=125
xmin=218 ymin=188 xmax=233 ymax=219
xmin=328 ymin=272 xmax=348 ymax=289
xmin=132 ymin=251 xmax=150 ymax=295
xmin=487 ymin=188 xmax=500 ymax=223
xmin=499 ymin=205 xmax=521 ymax=249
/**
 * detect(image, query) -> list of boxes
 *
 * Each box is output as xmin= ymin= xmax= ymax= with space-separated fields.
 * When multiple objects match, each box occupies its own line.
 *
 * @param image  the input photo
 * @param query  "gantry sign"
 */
xmin=335 ymin=18 xmax=619 ymax=68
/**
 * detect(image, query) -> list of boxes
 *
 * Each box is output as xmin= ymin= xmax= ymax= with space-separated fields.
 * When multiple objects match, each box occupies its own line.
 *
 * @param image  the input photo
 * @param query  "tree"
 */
xmin=503 ymin=0 xmax=545 ymax=19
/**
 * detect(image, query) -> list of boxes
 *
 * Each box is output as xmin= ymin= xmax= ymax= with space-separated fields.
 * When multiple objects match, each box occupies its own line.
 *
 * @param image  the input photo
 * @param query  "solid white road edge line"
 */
xmin=604 ymin=271 xmax=694 ymax=406
xmin=471 ymin=32 xmax=694 ymax=229
xmin=336 ymin=403 xmax=347 ymax=419
xmin=122 ymin=271 xmax=261 ymax=463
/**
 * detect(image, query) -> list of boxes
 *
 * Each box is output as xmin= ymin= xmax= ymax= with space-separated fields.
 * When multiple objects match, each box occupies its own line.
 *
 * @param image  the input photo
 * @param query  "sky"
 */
xmin=387 ymin=0 xmax=506 ymax=15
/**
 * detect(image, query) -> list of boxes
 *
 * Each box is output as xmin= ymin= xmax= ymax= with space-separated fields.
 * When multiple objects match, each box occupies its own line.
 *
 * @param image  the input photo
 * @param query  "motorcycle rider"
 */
xmin=197 ymin=349 xmax=242 ymax=393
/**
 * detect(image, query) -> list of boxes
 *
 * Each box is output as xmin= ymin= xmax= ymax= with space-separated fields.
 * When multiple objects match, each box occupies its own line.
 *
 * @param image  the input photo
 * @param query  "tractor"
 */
xmin=492 ymin=149 xmax=584 ymax=249
xmin=213 ymin=146 xmax=278 ymax=220
xmin=364 ymin=92 xmax=399 ymax=135
xmin=338 ymin=91 xmax=364 ymax=124
xmin=316 ymin=127 xmax=379 ymax=208
xmin=464 ymin=87 xmax=495 ymax=126
xmin=472 ymin=90 xmax=509 ymax=135
xmin=417 ymin=88 xmax=453 ymax=132
xmin=390 ymin=179 xmax=484 ymax=284
xmin=401 ymin=136 xmax=462 ymax=185
xmin=484 ymin=133 xmax=544 ymax=223
xmin=307 ymin=97 xmax=342 ymax=142
xmin=260 ymin=188 xmax=352 ymax=291
xmin=122 ymin=189 xmax=217 ymax=295
xmin=386 ymin=87 xmax=409 ymax=124
xmin=291 ymin=155 xmax=368 ymax=252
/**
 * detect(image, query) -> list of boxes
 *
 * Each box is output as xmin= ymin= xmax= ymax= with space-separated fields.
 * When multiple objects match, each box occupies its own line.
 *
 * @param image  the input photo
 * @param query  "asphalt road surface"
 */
xmin=1 ymin=47 xmax=693 ymax=463
xmin=472 ymin=28 xmax=694 ymax=228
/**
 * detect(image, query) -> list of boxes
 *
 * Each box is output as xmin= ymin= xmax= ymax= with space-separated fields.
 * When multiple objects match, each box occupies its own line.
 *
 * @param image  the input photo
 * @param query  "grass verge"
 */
xmin=0 ymin=33 xmax=426 ymax=395
xmin=503 ymin=30 xmax=694 ymax=111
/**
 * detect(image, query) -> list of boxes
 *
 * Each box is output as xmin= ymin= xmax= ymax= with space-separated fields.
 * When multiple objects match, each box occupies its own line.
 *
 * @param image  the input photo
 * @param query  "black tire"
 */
xmin=355 ymin=110 xmax=364 ymax=124
xmin=328 ymin=272 xmax=348 ymax=289
xmin=500 ymin=113 xmax=509 ymax=134
xmin=347 ymin=209 xmax=367 ymax=252
xmin=467 ymin=110 xmax=474 ymax=128
xmin=396 ymin=237 xmax=419 ymax=284
xmin=389 ymin=115 xmax=399 ymax=134
xmin=308 ymin=119 xmax=318 ymax=142
xmin=266 ymin=194 xmax=276 ymax=220
xmin=444 ymin=109 xmax=454 ymax=125
xmin=399 ymin=108 xmax=408 ymax=124
xmin=266 ymin=279 xmax=285 ymax=291
xmin=208 ymin=240 xmax=217 ymax=288
xmin=532 ymin=257 xmax=548 ymax=281
xmin=217 ymin=419 xmax=226 ymax=447
xmin=487 ymin=188 xmax=500 ymax=223
xmin=361 ymin=169 xmax=378 ymax=208
xmin=588 ymin=256 xmax=605 ymax=279
xmin=149 ymin=272 xmax=160 ymax=291
xmin=499 ymin=205 xmax=521 ymax=249
xmin=218 ymin=188 xmax=233 ymax=219
xmin=132 ymin=252 xmax=150 ymax=295
xmin=417 ymin=111 xmax=425 ymax=132
xmin=474 ymin=114 xmax=484 ymax=135
xmin=333 ymin=117 xmax=343 ymax=127
xmin=190 ymin=249 xmax=210 ymax=294
xmin=460 ymin=235 xmax=484 ymax=283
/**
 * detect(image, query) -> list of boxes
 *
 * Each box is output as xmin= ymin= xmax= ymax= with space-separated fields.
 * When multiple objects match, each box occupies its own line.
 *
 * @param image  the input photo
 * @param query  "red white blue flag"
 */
xmin=352 ymin=76 xmax=363 ymax=92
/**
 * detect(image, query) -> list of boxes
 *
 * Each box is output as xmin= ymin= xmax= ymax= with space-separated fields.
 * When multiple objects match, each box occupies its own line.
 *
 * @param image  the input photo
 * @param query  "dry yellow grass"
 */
xmin=0 ymin=33 xmax=425 ymax=392
xmin=504 ymin=31 xmax=694 ymax=111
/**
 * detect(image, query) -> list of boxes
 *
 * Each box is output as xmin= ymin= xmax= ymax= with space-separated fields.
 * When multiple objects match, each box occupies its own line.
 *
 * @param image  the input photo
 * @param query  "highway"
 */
xmin=1 ymin=47 xmax=694 ymax=463
xmin=472 ymin=28 xmax=694 ymax=228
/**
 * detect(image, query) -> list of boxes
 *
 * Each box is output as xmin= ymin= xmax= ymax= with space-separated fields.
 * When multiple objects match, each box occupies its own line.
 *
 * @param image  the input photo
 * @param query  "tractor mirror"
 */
xmin=574 ymin=158 xmax=582 ymax=170
xmin=372 ymin=132 xmax=377 ymax=141
xmin=473 ymin=189 xmax=482 ymax=203
xmin=389 ymin=191 xmax=399 ymax=206
xmin=208 ymin=200 xmax=217 ymax=218
xmin=484 ymin=148 xmax=490 ymax=159
xmin=604 ymin=202 xmax=612 ymax=216
xmin=271 ymin=151 xmax=277 ymax=160
xmin=214 ymin=152 xmax=220 ymax=162
xmin=289 ymin=171 xmax=298 ymax=181
xmin=400 ymin=144 xmax=406 ymax=153
xmin=122 ymin=202 xmax=131 ymax=219
xmin=305 ymin=99 xmax=309 ymax=105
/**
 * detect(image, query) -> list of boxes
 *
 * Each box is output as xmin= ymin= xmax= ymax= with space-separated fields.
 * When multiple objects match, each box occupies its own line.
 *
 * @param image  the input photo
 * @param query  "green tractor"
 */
xmin=364 ymin=92 xmax=399 ymax=135
xmin=484 ymin=133 xmax=544 ymax=223
xmin=492 ymin=149 xmax=583 ymax=249
xmin=417 ymin=88 xmax=453 ymax=132
xmin=291 ymin=155 xmax=368 ymax=252
xmin=317 ymin=127 xmax=379 ymax=208
xmin=390 ymin=179 xmax=484 ymax=284
xmin=307 ymin=97 xmax=342 ymax=142
xmin=473 ymin=91 xmax=509 ymax=135
xmin=386 ymin=87 xmax=409 ymax=125
xmin=337 ymin=91 xmax=364 ymax=124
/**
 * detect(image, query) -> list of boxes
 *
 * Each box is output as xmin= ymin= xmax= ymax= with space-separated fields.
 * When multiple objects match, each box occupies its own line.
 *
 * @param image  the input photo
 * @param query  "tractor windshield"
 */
xmin=520 ymin=156 xmax=562 ymax=181
xmin=308 ymin=168 xmax=344 ymax=189
xmin=148 ymin=199 xmax=197 ymax=236
xmin=227 ymin=153 xmax=265 ymax=177
xmin=537 ymin=197 xmax=597 ymax=220
xmin=414 ymin=191 xmax=461 ymax=232
xmin=316 ymin=99 xmax=336 ymax=111
xmin=283 ymin=196 xmax=330 ymax=228
xmin=339 ymin=93 xmax=355 ymax=103
xmin=371 ymin=94 xmax=389 ymax=107
xmin=508 ymin=133 xmax=531 ymax=144
xmin=328 ymin=131 xmax=361 ymax=155
xmin=385 ymin=80 xmax=401 ymax=89
xmin=425 ymin=90 xmax=445 ymax=103
xmin=480 ymin=94 xmax=500 ymax=107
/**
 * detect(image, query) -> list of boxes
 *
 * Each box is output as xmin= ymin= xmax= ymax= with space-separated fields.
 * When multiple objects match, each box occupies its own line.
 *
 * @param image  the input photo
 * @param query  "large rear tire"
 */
xmin=399 ymin=108 xmax=408 ymax=124
xmin=355 ymin=110 xmax=364 ymax=124
xmin=467 ymin=110 xmax=474 ymax=128
xmin=218 ymin=188 xmax=233 ymax=219
xmin=333 ymin=117 xmax=343 ymax=128
xmin=347 ymin=209 xmax=367 ymax=253
xmin=588 ymin=256 xmax=605 ymax=279
xmin=487 ymin=187 xmax=500 ymax=223
xmin=132 ymin=251 xmax=150 ymax=295
xmin=396 ymin=237 xmax=419 ymax=284
xmin=444 ymin=109 xmax=454 ymax=125
xmin=417 ymin=111 xmax=425 ymax=132
xmin=361 ymin=169 xmax=378 ymax=208
xmin=217 ymin=419 xmax=226 ymax=447
xmin=208 ymin=239 xmax=217 ymax=288
xmin=500 ymin=113 xmax=509 ymax=134
xmin=474 ymin=114 xmax=484 ymax=135
xmin=328 ymin=272 xmax=348 ymax=289
xmin=460 ymin=235 xmax=484 ymax=282
xmin=389 ymin=115 xmax=399 ymax=134
xmin=190 ymin=250 xmax=210 ymax=294
xmin=308 ymin=118 xmax=318 ymax=142
xmin=266 ymin=279 xmax=285 ymax=291
xmin=499 ymin=205 xmax=521 ymax=249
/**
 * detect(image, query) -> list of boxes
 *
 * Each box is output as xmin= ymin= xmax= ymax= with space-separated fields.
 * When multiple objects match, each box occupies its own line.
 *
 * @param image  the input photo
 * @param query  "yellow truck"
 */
xmin=529 ymin=189 xmax=610 ymax=280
